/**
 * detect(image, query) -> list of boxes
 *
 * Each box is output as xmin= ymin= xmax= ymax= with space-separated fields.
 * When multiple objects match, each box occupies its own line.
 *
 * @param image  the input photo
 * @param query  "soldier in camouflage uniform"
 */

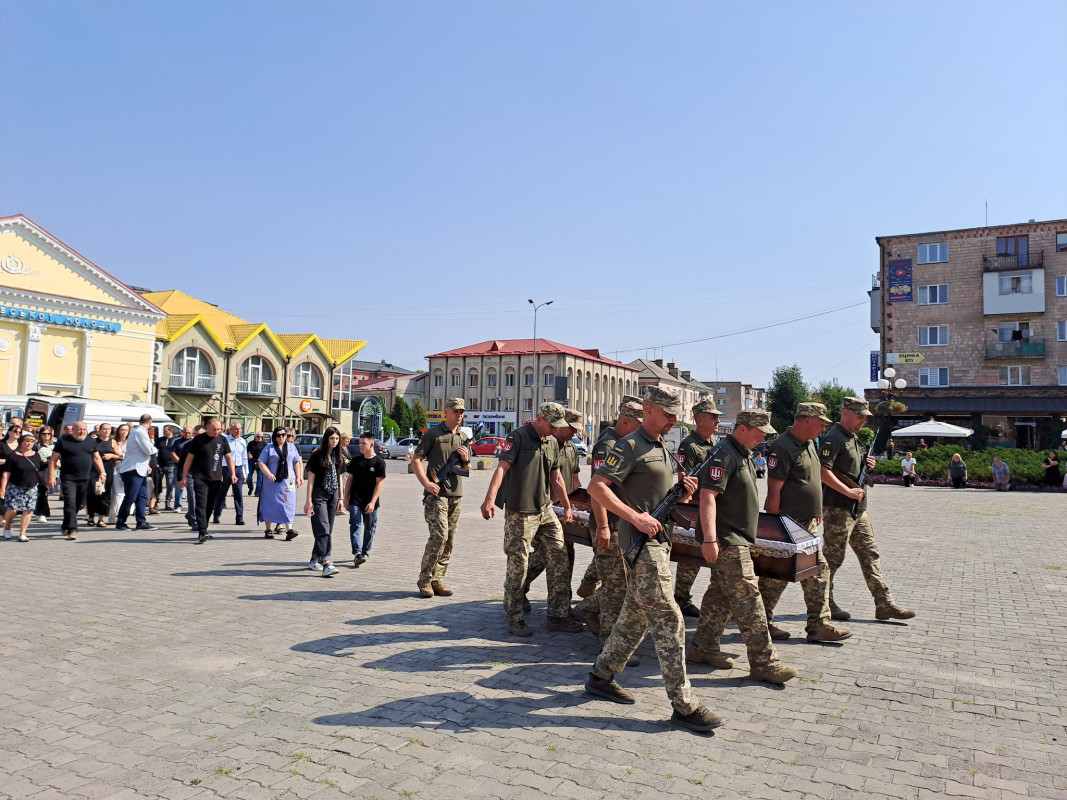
xmin=819 ymin=397 xmax=915 ymax=622
xmin=689 ymin=410 xmax=797 ymax=685
xmin=412 ymin=398 xmax=471 ymax=598
xmin=481 ymin=402 xmax=583 ymax=637
xmin=759 ymin=402 xmax=851 ymax=643
xmin=584 ymin=387 xmax=722 ymax=733
xmin=522 ymin=408 xmax=584 ymax=606
xmin=672 ymin=399 xmax=721 ymax=617
xmin=571 ymin=396 xmax=644 ymax=646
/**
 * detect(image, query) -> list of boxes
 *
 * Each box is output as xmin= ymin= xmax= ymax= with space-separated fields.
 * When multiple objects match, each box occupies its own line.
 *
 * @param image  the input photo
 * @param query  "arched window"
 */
xmin=292 ymin=362 xmax=323 ymax=399
xmin=169 ymin=347 xmax=215 ymax=391
xmin=468 ymin=369 xmax=479 ymax=389
xmin=486 ymin=368 xmax=498 ymax=389
xmin=450 ymin=369 xmax=461 ymax=388
xmin=238 ymin=355 xmax=276 ymax=395
xmin=542 ymin=367 xmax=555 ymax=387
xmin=433 ymin=369 xmax=444 ymax=387
xmin=504 ymin=368 xmax=516 ymax=388
xmin=523 ymin=367 xmax=535 ymax=387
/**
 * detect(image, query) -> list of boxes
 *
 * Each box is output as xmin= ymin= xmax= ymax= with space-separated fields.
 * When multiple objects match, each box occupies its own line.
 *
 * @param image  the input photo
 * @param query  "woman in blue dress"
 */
xmin=257 ymin=427 xmax=303 ymax=540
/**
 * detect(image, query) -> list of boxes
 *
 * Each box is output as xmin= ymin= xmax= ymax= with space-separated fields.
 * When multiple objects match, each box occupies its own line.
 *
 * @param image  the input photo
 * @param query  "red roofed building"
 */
xmin=425 ymin=339 xmax=638 ymax=438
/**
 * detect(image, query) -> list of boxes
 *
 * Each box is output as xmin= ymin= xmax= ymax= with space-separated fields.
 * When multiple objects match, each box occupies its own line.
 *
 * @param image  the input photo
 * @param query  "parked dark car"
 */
xmin=294 ymin=433 xmax=320 ymax=461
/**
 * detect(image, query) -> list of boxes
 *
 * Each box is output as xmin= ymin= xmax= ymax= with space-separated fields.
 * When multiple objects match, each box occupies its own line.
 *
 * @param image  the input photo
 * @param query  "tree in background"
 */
xmin=767 ymin=364 xmax=810 ymax=434
xmin=810 ymin=380 xmax=856 ymax=423
xmin=411 ymin=399 xmax=428 ymax=434
xmin=391 ymin=397 xmax=414 ymax=435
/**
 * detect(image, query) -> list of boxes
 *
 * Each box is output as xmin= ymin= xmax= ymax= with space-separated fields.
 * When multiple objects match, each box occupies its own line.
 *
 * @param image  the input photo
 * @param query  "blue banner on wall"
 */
xmin=0 ymin=305 xmax=122 ymax=332
xmin=887 ymin=259 xmax=913 ymax=303
xmin=870 ymin=351 xmax=880 ymax=383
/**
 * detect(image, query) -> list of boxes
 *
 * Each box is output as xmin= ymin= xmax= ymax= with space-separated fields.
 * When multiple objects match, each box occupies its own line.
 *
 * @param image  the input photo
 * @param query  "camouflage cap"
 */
xmin=842 ymin=396 xmax=873 ymax=416
xmin=692 ymin=399 xmax=722 ymax=417
xmin=795 ymin=401 xmax=832 ymax=423
xmin=538 ymin=401 xmax=570 ymax=428
xmin=617 ymin=395 xmax=644 ymax=420
xmin=736 ymin=409 xmax=776 ymax=435
xmin=644 ymin=386 xmax=682 ymax=412
xmin=563 ymin=408 xmax=584 ymax=431
xmin=445 ymin=397 xmax=465 ymax=410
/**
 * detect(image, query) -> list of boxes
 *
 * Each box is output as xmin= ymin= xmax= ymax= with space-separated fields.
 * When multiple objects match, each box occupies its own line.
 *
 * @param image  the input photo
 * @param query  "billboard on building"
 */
xmin=887 ymin=259 xmax=913 ymax=303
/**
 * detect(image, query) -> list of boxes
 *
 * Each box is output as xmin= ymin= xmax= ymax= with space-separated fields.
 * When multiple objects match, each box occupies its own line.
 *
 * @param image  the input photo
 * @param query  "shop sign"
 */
xmin=0 ymin=305 xmax=122 ymax=332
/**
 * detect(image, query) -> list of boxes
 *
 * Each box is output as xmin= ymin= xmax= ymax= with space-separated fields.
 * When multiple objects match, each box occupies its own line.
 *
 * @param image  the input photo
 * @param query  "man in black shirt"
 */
xmin=47 ymin=421 xmax=106 ymax=540
xmin=346 ymin=431 xmax=386 ymax=566
xmin=178 ymin=418 xmax=236 ymax=543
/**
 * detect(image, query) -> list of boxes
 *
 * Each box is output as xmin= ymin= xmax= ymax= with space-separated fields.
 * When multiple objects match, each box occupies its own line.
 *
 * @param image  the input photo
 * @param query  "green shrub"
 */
xmin=872 ymin=446 xmax=1064 ymax=484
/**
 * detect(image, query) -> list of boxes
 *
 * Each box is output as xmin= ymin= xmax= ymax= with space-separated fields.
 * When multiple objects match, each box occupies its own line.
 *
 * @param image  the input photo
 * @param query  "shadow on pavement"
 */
xmin=238 ymin=589 xmax=416 ymax=602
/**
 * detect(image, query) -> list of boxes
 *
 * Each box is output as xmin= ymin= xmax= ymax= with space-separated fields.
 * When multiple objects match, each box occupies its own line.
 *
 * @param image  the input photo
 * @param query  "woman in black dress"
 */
xmin=88 ymin=423 xmax=120 ymax=527
xmin=1042 ymin=451 xmax=1061 ymax=487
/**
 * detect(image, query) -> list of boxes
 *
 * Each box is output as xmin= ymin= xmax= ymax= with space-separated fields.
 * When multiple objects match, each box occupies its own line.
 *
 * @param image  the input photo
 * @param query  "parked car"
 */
xmin=570 ymin=437 xmax=589 ymax=457
xmin=397 ymin=437 xmax=421 ymax=450
xmin=374 ymin=440 xmax=391 ymax=459
xmin=294 ymin=433 xmax=320 ymax=461
xmin=470 ymin=436 xmax=506 ymax=456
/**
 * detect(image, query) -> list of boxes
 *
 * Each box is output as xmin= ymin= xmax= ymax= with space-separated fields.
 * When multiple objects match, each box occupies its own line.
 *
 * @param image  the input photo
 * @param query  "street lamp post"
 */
xmin=528 ymin=299 xmax=553 ymax=412
xmin=876 ymin=367 xmax=907 ymax=453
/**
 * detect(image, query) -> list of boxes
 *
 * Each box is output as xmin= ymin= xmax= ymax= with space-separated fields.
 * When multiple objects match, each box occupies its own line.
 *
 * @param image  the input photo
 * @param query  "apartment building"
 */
xmin=695 ymin=380 xmax=767 ymax=431
xmin=425 ymin=339 xmax=638 ymax=438
xmin=869 ymin=218 xmax=1067 ymax=449
xmin=628 ymin=359 xmax=708 ymax=427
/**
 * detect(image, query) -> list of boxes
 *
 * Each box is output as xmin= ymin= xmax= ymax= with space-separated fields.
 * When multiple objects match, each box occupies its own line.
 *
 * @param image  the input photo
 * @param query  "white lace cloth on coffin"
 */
xmin=552 ymin=506 xmax=822 ymax=557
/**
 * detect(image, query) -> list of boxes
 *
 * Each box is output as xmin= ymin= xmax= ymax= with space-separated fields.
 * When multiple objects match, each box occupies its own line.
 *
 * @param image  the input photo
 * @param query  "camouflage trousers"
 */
xmin=592 ymin=540 xmax=697 ymax=714
xmin=674 ymin=562 xmax=701 ymax=604
xmin=524 ymin=540 xmax=575 ymax=606
xmin=502 ymin=507 xmax=571 ymax=623
xmin=572 ymin=528 xmax=630 ymax=644
xmin=418 ymin=495 xmax=461 ymax=584
xmin=691 ymin=545 xmax=779 ymax=670
xmin=822 ymin=508 xmax=892 ymax=609
xmin=758 ymin=519 xmax=831 ymax=633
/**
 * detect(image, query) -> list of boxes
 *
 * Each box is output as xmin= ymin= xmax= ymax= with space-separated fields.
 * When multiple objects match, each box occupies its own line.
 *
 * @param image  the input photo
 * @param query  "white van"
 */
xmin=48 ymin=399 xmax=178 ymax=434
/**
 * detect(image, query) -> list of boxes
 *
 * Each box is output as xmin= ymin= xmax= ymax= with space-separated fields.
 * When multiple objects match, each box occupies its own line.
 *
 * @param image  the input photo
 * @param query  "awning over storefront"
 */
xmin=901 ymin=396 xmax=1067 ymax=414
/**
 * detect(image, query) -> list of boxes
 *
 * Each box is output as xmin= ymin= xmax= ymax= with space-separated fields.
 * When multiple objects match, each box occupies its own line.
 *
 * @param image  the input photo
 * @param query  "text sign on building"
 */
xmin=887 ymin=259 xmax=913 ymax=303
xmin=890 ymin=352 xmax=925 ymax=365
xmin=870 ymin=351 xmax=880 ymax=382
xmin=0 ymin=305 xmax=122 ymax=332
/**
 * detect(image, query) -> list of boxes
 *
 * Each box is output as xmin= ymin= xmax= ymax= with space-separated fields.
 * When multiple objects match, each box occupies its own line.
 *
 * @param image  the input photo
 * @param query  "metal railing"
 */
xmin=168 ymin=372 xmax=217 ymax=392
xmin=982 ymin=251 xmax=1044 ymax=271
xmin=236 ymin=379 xmax=277 ymax=396
xmin=985 ymin=340 xmax=1045 ymax=358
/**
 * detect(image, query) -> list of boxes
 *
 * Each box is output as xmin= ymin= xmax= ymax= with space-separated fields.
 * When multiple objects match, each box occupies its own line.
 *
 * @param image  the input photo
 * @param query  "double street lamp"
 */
xmin=529 ymin=299 xmax=553 ymax=410
xmin=876 ymin=367 xmax=907 ymax=450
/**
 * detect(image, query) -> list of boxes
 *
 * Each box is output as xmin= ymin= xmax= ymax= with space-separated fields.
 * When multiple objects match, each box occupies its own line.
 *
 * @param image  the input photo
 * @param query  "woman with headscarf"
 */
xmin=304 ymin=426 xmax=343 ymax=577
xmin=257 ymin=426 xmax=303 ymax=541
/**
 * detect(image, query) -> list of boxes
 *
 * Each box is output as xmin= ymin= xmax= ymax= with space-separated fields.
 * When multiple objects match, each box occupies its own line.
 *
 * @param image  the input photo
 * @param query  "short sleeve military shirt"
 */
xmin=498 ymin=423 xmax=560 ymax=513
xmin=818 ymin=423 xmax=866 ymax=513
xmin=588 ymin=426 xmax=621 ymax=530
xmin=767 ymin=428 xmax=822 ymax=521
xmin=595 ymin=426 xmax=676 ymax=550
xmin=700 ymin=434 xmax=759 ymax=546
xmin=676 ymin=432 xmax=714 ymax=473
xmin=556 ymin=441 xmax=581 ymax=490
xmin=415 ymin=422 xmax=467 ymax=498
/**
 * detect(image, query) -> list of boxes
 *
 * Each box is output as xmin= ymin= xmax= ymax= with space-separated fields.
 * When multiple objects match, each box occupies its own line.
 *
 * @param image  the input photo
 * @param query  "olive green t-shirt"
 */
xmin=556 ymin=440 xmax=581 ymax=492
xmin=677 ymin=432 xmax=714 ymax=474
xmin=588 ymin=426 xmax=621 ymax=531
xmin=700 ymin=434 xmax=759 ymax=547
xmin=415 ymin=421 xmax=468 ymax=498
xmin=595 ymin=426 xmax=677 ymax=550
xmin=498 ymin=423 xmax=560 ymax=514
xmin=818 ymin=422 xmax=867 ymax=513
xmin=767 ymin=428 xmax=822 ymax=521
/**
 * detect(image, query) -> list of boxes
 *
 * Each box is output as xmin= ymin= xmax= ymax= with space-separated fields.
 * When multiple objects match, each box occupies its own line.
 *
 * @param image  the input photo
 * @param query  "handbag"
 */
xmin=92 ymin=475 xmax=108 ymax=495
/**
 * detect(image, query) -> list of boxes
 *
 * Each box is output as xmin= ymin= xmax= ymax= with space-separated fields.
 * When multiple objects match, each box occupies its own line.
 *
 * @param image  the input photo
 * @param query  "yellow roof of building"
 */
xmin=142 ymin=290 xmax=366 ymax=365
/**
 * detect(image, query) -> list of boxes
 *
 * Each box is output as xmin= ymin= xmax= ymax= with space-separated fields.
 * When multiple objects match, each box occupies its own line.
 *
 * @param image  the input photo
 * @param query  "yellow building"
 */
xmin=0 ymin=215 xmax=163 ymax=400
xmin=142 ymin=290 xmax=366 ymax=433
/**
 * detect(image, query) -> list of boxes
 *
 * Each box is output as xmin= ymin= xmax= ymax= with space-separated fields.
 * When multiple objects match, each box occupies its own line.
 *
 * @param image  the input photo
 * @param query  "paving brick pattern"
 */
xmin=2 ymin=465 xmax=1065 ymax=799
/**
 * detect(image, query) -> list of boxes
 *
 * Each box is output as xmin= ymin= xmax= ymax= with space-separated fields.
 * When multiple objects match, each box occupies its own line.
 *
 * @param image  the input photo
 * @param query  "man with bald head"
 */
xmin=48 ymin=421 xmax=106 ymax=540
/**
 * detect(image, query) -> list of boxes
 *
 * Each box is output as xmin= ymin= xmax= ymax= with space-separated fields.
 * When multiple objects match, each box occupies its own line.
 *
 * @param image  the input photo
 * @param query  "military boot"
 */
xmin=875 ymin=603 xmax=916 ymax=620
xmin=431 ymin=581 xmax=453 ymax=597
xmin=749 ymin=663 xmax=798 ymax=685
xmin=676 ymin=599 xmax=701 ymax=618
xmin=576 ymin=577 xmax=599 ymax=598
xmin=417 ymin=581 xmax=434 ymax=598
xmin=546 ymin=616 xmax=583 ymax=633
xmin=585 ymin=673 xmax=635 ymax=705
xmin=570 ymin=604 xmax=601 ymax=638
xmin=829 ymin=603 xmax=851 ymax=621
xmin=806 ymin=623 xmax=853 ymax=643
xmin=767 ymin=622 xmax=791 ymax=641
xmin=671 ymin=704 xmax=724 ymax=732
xmin=686 ymin=647 xmax=734 ymax=669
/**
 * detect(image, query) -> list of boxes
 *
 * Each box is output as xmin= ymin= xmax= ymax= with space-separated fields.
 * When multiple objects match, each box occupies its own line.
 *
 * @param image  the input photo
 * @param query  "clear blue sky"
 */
xmin=2 ymin=1 xmax=1065 ymax=393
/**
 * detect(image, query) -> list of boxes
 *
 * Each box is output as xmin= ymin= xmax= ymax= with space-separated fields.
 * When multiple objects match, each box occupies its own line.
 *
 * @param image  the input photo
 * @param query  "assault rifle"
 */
xmin=850 ymin=427 xmax=881 ymax=518
xmin=424 ymin=424 xmax=484 ymax=506
xmin=622 ymin=449 xmax=717 ymax=568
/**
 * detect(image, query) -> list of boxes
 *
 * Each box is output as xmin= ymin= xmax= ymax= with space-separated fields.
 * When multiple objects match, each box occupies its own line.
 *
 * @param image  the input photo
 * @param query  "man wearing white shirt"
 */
xmin=115 ymin=414 xmax=158 ymax=531
xmin=213 ymin=422 xmax=248 ymax=525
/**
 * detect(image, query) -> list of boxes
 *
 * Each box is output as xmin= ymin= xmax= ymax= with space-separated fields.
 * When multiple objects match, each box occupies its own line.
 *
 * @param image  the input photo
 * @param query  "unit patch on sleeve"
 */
xmin=767 ymin=457 xmax=778 ymax=470
xmin=708 ymin=466 xmax=723 ymax=481
xmin=605 ymin=453 xmax=620 ymax=468
xmin=501 ymin=441 xmax=513 ymax=452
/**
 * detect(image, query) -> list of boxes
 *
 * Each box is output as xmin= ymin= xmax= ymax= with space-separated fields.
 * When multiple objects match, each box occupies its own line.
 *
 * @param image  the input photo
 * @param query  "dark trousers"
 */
xmin=903 ymin=474 xmax=914 ymax=487
xmin=35 ymin=474 xmax=51 ymax=517
xmin=161 ymin=464 xmax=176 ymax=507
xmin=310 ymin=489 xmax=338 ymax=563
xmin=61 ymin=478 xmax=89 ymax=532
xmin=192 ymin=476 xmax=223 ymax=536
xmin=213 ymin=467 xmax=244 ymax=520
xmin=184 ymin=474 xmax=197 ymax=525
xmin=117 ymin=470 xmax=149 ymax=526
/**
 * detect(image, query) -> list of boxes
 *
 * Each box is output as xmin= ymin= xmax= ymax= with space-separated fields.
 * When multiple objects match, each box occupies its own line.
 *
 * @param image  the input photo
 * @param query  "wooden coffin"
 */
xmin=556 ymin=490 xmax=821 ymax=581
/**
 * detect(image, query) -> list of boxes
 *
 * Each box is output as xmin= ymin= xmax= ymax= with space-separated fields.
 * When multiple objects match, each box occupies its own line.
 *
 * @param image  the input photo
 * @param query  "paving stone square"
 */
xmin=2 ymin=463 xmax=1066 ymax=799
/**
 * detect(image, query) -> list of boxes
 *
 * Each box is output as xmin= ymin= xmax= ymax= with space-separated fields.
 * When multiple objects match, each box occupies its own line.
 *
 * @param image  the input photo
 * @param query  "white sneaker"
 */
xmin=18 ymin=535 xmax=28 ymax=542
xmin=308 ymin=560 xmax=322 ymax=571
xmin=2 ymin=529 xmax=11 ymax=539
xmin=322 ymin=564 xmax=339 ymax=577
xmin=36 ymin=516 xmax=47 ymax=523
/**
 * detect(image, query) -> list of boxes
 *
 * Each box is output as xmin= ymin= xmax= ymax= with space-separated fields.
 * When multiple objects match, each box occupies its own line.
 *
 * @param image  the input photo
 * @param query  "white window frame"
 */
xmin=450 ymin=371 xmax=460 ymax=387
xmin=918 ymin=284 xmax=949 ymax=305
xmin=467 ymin=397 xmax=479 ymax=410
xmin=918 ymin=367 xmax=949 ymax=387
xmin=291 ymin=362 xmax=323 ymax=399
xmin=170 ymin=347 xmax=216 ymax=391
xmin=1057 ymin=275 xmax=1067 ymax=297
xmin=1059 ymin=365 xmax=1067 ymax=386
xmin=504 ymin=371 xmax=516 ymax=387
xmin=918 ymin=325 xmax=949 ymax=346
xmin=997 ymin=322 xmax=1032 ymax=343
xmin=1057 ymin=233 xmax=1067 ymax=252
xmin=998 ymin=365 xmax=1031 ymax=386
xmin=468 ymin=372 xmax=478 ymax=388
xmin=433 ymin=373 xmax=443 ymax=387
xmin=237 ymin=355 xmax=276 ymax=395
xmin=486 ymin=371 xmax=497 ymax=388
xmin=542 ymin=370 xmax=555 ymax=387
xmin=522 ymin=397 xmax=533 ymax=412
xmin=1058 ymin=321 xmax=1067 ymax=342
xmin=917 ymin=242 xmax=949 ymax=264
xmin=432 ymin=397 xmax=441 ymax=410
xmin=504 ymin=397 xmax=516 ymax=411
xmin=998 ymin=272 xmax=1033 ymax=296
xmin=523 ymin=369 xmax=535 ymax=387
